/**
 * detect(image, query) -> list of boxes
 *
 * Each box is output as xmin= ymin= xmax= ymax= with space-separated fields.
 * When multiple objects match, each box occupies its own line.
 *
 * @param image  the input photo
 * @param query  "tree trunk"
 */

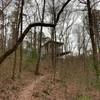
xmin=35 ymin=0 xmax=46 ymax=75
xmin=12 ymin=51 xmax=17 ymax=80
xmin=19 ymin=0 xmax=24 ymax=78
xmin=87 ymin=0 xmax=99 ymax=80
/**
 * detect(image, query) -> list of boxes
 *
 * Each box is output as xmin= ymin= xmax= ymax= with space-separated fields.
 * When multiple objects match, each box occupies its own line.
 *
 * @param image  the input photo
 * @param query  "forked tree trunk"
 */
xmin=35 ymin=0 xmax=46 ymax=75
xmin=0 ymin=0 xmax=71 ymax=64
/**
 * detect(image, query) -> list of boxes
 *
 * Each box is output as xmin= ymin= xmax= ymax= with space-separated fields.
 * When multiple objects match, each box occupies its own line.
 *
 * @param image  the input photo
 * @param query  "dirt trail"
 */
xmin=16 ymin=73 xmax=100 ymax=100
xmin=17 ymin=75 xmax=49 ymax=100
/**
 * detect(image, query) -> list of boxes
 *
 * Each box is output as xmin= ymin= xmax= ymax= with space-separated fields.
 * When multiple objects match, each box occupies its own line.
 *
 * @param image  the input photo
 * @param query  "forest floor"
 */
xmin=16 ymin=73 xmax=100 ymax=100
xmin=0 ymin=56 xmax=100 ymax=100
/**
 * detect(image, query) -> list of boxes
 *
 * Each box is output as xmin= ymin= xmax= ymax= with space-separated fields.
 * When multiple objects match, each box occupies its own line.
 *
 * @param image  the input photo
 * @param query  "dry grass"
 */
xmin=0 ymin=53 xmax=35 ymax=100
xmin=0 ymin=55 xmax=100 ymax=100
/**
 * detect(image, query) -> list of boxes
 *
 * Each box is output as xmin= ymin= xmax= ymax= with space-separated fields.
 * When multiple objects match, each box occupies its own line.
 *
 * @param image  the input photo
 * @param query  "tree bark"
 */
xmin=0 ymin=23 xmax=55 ymax=64
xmin=87 ymin=0 xmax=99 ymax=80
xmin=19 ymin=0 xmax=24 ymax=78
xmin=35 ymin=0 xmax=46 ymax=75
xmin=0 ymin=0 xmax=72 ymax=64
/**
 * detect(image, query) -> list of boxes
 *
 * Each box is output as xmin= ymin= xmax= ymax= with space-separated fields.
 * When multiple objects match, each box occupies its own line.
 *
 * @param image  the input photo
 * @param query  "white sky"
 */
xmin=1 ymin=0 xmax=100 ymax=54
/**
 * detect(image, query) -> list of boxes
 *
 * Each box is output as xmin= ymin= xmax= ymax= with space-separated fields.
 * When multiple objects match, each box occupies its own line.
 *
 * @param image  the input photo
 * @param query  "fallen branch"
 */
xmin=56 ymin=51 xmax=71 ymax=57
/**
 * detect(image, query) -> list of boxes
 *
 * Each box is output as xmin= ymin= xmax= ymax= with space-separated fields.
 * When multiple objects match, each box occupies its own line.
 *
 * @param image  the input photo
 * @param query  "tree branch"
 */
xmin=0 ymin=0 xmax=72 ymax=64
xmin=91 ymin=0 xmax=100 ymax=8
xmin=0 ymin=22 xmax=55 ymax=64
xmin=56 ymin=0 xmax=72 ymax=24
xmin=78 ymin=0 xmax=87 ymax=4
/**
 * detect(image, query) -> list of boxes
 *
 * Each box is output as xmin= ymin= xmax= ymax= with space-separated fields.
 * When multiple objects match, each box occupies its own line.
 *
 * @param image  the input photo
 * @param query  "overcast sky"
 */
xmin=0 ymin=0 xmax=100 ymax=54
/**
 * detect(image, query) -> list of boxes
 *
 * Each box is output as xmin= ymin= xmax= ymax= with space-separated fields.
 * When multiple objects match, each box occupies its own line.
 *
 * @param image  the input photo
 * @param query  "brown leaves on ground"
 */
xmin=0 ymin=78 xmax=19 ymax=100
xmin=0 ymin=71 xmax=34 ymax=100
xmin=0 ymin=73 xmax=100 ymax=100
xmin=16 ymin=73 xmax=100 ymax=100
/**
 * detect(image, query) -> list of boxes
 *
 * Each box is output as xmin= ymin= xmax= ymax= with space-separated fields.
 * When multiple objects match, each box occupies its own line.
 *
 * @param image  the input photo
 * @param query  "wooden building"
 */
xmin=41 ymin=40 xmax=63 ymax=57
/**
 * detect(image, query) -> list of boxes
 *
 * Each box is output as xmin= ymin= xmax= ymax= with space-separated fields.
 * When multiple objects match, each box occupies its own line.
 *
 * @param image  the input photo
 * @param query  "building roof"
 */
xmin=42 ymin=40 xmax=64 ymax=47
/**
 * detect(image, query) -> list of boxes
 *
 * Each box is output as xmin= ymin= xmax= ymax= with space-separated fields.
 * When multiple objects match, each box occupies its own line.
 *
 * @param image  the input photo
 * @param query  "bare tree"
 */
xmin=0 ymin=0 xmax=72 ymax=64
xmin=35 ymin=0 xmax=46 ymax=75
xmin=11 ymin=0 xmax=21 ymax=80
xmin=87 ymin=0 xmax=99 ymax=80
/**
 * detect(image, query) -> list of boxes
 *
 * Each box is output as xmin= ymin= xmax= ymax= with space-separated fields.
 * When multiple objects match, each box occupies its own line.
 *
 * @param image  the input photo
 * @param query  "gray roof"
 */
xmin=42 ymin=40 xmax=64 ymax=47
